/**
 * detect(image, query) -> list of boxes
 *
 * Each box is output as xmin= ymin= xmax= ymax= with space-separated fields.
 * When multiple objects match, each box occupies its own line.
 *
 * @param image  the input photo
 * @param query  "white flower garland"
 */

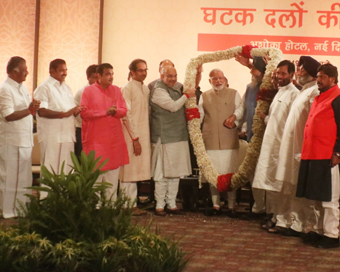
xmin=184 ymin=46 xmax=282 ymax=189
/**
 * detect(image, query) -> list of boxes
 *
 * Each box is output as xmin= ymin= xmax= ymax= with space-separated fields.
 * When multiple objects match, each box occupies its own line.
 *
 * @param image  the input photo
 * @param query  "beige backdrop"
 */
xmin=37 ymin=0 xmax=100 ymax=94
xmin=102 ymin=0 xmax=340 ymax=95
xmin=0 ymin=0 xmax=36 ymax=94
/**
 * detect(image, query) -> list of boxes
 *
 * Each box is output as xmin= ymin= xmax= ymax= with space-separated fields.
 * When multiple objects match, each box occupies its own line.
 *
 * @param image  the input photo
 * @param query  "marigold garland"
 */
xmin=183 ymin=45 xmax=282 ymax=191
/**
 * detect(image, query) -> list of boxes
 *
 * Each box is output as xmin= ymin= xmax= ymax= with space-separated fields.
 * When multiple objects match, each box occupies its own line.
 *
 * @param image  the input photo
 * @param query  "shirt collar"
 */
xmin=6 ymin=76 xmax=21 ymax=89
xmin=48 ymin=75 xmax=64 ymax=87
xmin=131 ymin=79 xmax=144 ymax=86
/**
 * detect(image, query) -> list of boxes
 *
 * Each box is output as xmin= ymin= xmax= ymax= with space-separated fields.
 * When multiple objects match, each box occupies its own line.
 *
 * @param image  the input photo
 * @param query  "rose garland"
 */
xmin=183 ymin=45 xmax=282 ymax=191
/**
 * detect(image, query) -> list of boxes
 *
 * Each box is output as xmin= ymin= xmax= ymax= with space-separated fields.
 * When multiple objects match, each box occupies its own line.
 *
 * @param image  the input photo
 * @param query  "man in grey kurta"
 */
xmin=150 ymin=66 xmax=195 ymax=216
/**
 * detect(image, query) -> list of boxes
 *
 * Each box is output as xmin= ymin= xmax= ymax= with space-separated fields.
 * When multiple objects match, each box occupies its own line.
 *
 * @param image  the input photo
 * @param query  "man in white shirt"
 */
xmin=34 ymin=59 xmax=82 ymax=181
xmin=252 ymin=60 xmax=300 ymax=231
xmin=74 ymin=64 xmax=98 ymax=159
xmin=0 ymin=56 xmax=40 ymax=218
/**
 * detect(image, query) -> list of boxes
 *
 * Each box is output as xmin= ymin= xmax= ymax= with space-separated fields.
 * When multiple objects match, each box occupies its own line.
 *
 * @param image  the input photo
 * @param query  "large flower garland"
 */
xmin=183 ymin=45 xmax=282 ymax=191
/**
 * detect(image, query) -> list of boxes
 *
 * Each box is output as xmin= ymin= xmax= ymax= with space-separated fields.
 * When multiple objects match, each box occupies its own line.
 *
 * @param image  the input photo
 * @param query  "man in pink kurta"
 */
xmin=81 ymin=63 xmax=129 ymax=200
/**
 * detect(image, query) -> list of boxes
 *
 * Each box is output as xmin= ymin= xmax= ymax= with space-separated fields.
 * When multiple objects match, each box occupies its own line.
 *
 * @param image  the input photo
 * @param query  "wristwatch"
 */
xmin=334 ymin=152 xmax=340 ymax=158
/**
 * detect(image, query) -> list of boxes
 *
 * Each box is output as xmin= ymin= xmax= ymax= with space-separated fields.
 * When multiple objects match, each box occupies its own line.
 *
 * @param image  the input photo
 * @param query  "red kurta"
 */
xmin=80 ymin=82 xmax=129 ymax=171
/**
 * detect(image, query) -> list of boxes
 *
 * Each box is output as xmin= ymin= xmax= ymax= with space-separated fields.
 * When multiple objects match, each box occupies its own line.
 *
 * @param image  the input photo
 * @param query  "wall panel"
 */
xmin=0 ymin=0 xmax=36 ymax=94
xmin=38 ymin=0 xmax=100 ymax=93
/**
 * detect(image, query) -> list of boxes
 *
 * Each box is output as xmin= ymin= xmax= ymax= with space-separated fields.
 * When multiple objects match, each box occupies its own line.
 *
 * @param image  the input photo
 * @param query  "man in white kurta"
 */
xmin=120 ymin=59 xmax=151 ymax=215
xmin=274 ymin=56 xmax=321 ymax=235
xmin=34 ymin=59 xmax=82 ymax=183
xmin=74 ymin=64 xmax=98 ymax=159
xmin=252 ymin=60 xmax=299 ymax=227
xmin=150 ymin=66 xmax=195 ymax=216
xmin=198 ymin=69 xmax=241 ymax=217
xmin=0 ymin=56 xmax=40 ymax=218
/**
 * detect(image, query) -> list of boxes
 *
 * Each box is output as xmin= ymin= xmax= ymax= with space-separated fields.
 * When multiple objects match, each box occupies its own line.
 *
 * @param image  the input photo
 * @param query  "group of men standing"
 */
xmin=226 ymin=55 xmax=340 ymax=249
xmin=0 ymin=56 xmax=197 ymax=218
xmin=1 ymin=54 xmax=340 ymax=250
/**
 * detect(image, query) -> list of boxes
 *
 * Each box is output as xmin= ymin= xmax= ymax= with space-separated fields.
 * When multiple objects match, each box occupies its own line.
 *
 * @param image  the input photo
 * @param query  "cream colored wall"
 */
xmin=37 ymin=0 xmax=100 ymax=94
xmin=1 ymin=0 xmax=340 ymax=97
xmin=0 ymin=0 xmax=36 ymax=94
xmin=102 ymin=0 xmax=340 ymax=96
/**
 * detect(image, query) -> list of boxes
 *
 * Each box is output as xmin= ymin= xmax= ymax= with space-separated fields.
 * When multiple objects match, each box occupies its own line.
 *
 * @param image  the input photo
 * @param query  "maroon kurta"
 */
xmin=80 ymin=82 xmax=129 ymax=171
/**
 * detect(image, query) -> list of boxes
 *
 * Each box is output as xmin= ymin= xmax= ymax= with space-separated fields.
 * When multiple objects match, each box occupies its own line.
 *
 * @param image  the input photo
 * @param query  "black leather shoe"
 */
xmin=302 ymin=231 xmax=323 ymax=245
xmin=225 ymin=209 xmax=238 ymax=218
xmin=280 ymin=228 xmax=302 ymax=237
xmin=166 ymin=208 xmax=185 ymax=215
xmin=240 ymin=212 xmax=266 ymax=221
xmin=204 ymin=208 xmax=222 ymax=216
xmin=314 ymin=236 xmax=339 ymax=249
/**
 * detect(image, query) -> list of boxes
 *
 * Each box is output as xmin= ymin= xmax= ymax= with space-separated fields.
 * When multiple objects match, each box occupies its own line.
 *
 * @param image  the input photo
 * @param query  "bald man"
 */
xmin=148 ymin=59 xmax=183 ymax=92
xmin=150 ymin=66 xmax=195 ymax=216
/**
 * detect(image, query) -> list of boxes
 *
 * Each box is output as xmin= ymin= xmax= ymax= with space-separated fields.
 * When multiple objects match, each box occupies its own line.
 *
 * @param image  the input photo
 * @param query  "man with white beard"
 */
xmin=199 ymin=69 xmax=241 ymax=217
xmin=273 ymin=56 xmax=321 ymax=236
xmin=225 ymin=56 xmax=269 ymax=219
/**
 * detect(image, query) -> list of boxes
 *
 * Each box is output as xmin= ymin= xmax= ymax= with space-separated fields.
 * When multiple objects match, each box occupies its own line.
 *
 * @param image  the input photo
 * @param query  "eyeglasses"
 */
xmin=135 ymin=69 xmax=148 ymax=73
xmin=210 ymin=77 xmax=224 ymax=81
xmin=166 ymin=74 xmax=177 ymax=79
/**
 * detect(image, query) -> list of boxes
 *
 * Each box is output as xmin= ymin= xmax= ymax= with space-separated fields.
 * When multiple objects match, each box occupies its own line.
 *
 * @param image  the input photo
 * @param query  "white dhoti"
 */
xmin=40 ymin=141 xmax=74 ymax=174
xmin=206 ymin=149 xmax=239 ymax=209
xmin=0 ymin=144 xmax=32 ymax=218
xmin=97 ymin=168 xmax=120 ymax=201
xmin=119 ymin=181 xmax=138 ymax=207
xmin=39 ymin=141 xmax=74 ymax=198
xmin=321 ymin=165 xmax=340 ymax=238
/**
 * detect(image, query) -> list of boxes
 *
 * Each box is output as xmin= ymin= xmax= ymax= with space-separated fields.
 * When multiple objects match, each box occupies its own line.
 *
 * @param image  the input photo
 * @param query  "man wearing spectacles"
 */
xmin=198 ymin=69 xmax=242 ymax=218
xmin=120 ymin=59 xmax=150 ymax=216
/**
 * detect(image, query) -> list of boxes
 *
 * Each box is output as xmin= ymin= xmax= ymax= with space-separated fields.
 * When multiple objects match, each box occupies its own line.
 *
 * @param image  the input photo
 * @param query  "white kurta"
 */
xmin=252 ymin=82 xmax=299 ymax=192
xmin=34 ymin=76 xmax=76 ymax=174
xmin=275 ymin=81 xmax=319 ymax=191
xmin=74 ymin=84 xmax=89 ymax=128
xmin=120 ymin=79 xmax=151 ymax=182
xmin=0 ymin=77 xmax=33 ymax=218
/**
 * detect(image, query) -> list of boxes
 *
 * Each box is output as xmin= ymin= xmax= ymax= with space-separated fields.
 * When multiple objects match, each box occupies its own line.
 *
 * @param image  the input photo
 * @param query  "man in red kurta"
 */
xmin=81 ymin=63 xmax=129 ymax=200
xmin=296 ymin=63 xmax=340 ymax=248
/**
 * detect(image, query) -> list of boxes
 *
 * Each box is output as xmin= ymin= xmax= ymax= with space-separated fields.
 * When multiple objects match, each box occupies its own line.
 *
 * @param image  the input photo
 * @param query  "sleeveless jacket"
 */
xmin=202 ymin=87 xmax=239 ymax=150
xmin=301 ymin=85 xmax=340 ymax=160
xmin=150 ymin=80 xmax=189 ymax=144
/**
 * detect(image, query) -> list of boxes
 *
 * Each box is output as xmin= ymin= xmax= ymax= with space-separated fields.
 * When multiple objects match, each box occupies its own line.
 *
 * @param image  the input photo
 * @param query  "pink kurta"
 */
xmin=80 ymin=82 xmax=129 ymax=171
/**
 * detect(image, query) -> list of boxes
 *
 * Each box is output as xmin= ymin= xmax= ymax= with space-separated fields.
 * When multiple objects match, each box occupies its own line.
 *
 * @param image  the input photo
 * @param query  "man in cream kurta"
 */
xmin=0 ymin=57 xmax=40 ymax=218
xmin=150 ymin=66 xmax=196 ymax=216
xmin=274 ymin=56 xmax=321 ymax=236
xmin=34 ymin=59 xmax=82 ymax=184
xmin=120 ymin=59 xmax=151 ymax=214
xmin=252 ymin=60 xmax=299 ymax=228
xmin=198 ymin=69 xmax=241 ymax=217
